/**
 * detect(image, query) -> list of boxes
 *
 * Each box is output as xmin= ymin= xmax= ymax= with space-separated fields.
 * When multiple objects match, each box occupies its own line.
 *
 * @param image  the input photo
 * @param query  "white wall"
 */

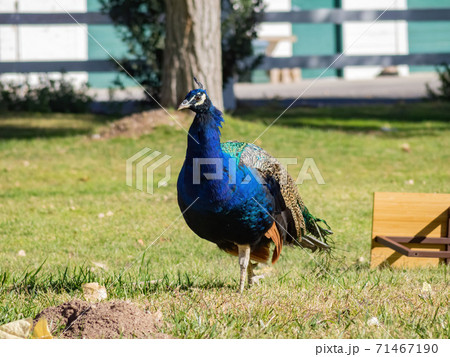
xmin=0 ymin=72 xmax=89 ymax=88
xmin=264 ymin=0 xmax=291 ymax=12
xmin=0 ymin=0 xmax=88 ymax=86
xmin=258 ymin=23 xmax=293 ymax=57
xmin=257 ymin=0 xmax=292 ymax=57
xmin=342 ymin=0 xmax=407 ymax=10
xmin=342 ymin=0 xmax=409 ymax=79
xmin=19 ymin=25 xmax=88 ymax=61
xmin=0 ymin=0 xmax=87 ymax=13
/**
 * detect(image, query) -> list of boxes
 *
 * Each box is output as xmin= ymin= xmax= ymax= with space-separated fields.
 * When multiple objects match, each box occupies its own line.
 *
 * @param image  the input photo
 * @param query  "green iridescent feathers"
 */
xmin=221 ymin=141 xmax=333 ymax=251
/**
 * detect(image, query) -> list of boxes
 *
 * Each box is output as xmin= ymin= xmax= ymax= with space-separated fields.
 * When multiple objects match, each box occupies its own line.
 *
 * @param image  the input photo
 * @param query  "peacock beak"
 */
xmin=177 ymin=99 xmax=190 ymax=111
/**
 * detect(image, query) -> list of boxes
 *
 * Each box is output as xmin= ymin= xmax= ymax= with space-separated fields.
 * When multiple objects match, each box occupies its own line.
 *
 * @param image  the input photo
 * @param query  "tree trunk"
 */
xmin=162 ymin=0 xmax=223 ymax=110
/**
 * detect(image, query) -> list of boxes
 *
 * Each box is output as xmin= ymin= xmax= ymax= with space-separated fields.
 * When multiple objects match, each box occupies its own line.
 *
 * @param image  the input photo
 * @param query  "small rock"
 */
xmin=98 ymin=213 xmax=105 ymax=218
xmin=23 ymin=161 xmax=30 ymax=167
xmin=401 ymin=143 xmax=411 ymax=153
xmin=82 ymin=282 xmax=107 ymax=302
xmin=422 ymin=282 xmax=432 ymax=294
xmin=106 ymin=211 xmax=114 ymax=217
xmin=17 ymin=250 xmax=26 ymax=257
xmin=91 ymin=134 xmax=101 ymax=140
xmin=137 ymin=239 xmax=145 ymax=246
xmin=357 ymin=256 xmax=365 ymax=263
xmin=92 ymin=262 xmax=107 ymax=270
xmin=405 ymin=179 xmax=414 ymax=185
xmin=379 ymin=66 xmax=398 ymax=76
xmin=367 ymin=317 xmax=380 ymax=326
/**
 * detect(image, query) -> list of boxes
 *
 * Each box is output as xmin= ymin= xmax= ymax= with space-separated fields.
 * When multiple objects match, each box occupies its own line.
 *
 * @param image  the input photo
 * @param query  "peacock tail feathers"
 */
xmin=221 ymin=141 xmax=333 ymax=253
xmin=220 ymin=141 xmax=248 ymax=160
xmin=299 ymin=204 xmax=333 ymax=252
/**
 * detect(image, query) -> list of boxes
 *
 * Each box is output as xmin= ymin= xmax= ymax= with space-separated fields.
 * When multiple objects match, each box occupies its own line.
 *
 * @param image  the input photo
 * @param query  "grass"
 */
xmin=0 ymin=102 xmax=449 ymax=338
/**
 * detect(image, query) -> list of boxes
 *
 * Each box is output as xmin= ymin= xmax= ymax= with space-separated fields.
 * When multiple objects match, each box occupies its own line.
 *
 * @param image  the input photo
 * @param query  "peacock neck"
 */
xmin=186 ymin=106 xmax=225 ymax=160
xmin=182 ymin=106 xmax=233 ymax=205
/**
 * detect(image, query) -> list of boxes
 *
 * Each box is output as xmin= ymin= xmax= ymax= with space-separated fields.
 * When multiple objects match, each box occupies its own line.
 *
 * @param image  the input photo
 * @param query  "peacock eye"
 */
xmin=195 ymin=95 xmax=201 ymax=101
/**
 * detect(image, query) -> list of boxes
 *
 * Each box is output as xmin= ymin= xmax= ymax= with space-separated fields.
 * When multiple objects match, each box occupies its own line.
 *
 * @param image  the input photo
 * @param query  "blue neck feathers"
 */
xmin=183 ymin=105 xmax=235 ymax=205
xmin=186 ymin=106 xmax=225 ymax=160
xmin=180 ymin=103 xmax=271 ymax=217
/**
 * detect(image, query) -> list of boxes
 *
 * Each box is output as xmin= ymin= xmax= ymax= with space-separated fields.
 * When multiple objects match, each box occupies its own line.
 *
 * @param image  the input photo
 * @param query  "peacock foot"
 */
xmin=250 ymin=274 xmax=265 ymax=286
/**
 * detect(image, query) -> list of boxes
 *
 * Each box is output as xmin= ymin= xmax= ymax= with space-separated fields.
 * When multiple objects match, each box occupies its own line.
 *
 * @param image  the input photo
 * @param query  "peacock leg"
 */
xmin=237 ymin=244 xmax=250 ymax=293
xmin=247 ymin=262 xmax=257 ymax=286
xmin=248 ymin=262 xmax=264 ymax=287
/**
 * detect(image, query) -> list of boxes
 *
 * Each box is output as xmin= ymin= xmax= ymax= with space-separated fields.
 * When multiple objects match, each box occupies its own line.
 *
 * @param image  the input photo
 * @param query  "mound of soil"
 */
xmin=35 ymin=299 xmax=169 ymax=339
xmin=98 ymin=108 xmax=191 ymax=139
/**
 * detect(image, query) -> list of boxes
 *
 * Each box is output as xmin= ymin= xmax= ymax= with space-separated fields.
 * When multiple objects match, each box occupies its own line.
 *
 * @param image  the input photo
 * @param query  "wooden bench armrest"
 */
xmin=375 ymin=235 xmax=450 ymax=259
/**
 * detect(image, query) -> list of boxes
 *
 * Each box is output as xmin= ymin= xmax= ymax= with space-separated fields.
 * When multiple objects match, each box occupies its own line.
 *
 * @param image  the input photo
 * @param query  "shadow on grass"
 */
xmin=0 ymin=126 xmax=95 ymax=139
xmin=0 ymin=112 xmax=116 ymax=140
xmin=234 ymin=101 xmax=450 ymax=137
xmin=0 ymin=265 xmax=233 ymax=300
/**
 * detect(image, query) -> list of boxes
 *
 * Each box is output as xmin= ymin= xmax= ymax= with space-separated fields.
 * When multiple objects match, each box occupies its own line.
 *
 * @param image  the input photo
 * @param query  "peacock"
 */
xmin=177 ymin=78 xmax=332 ymax=293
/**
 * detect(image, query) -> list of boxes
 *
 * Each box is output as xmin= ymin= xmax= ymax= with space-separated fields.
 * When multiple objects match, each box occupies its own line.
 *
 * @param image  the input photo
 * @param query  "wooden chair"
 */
xmin=370 ymin=192 xmax=450 ymax=268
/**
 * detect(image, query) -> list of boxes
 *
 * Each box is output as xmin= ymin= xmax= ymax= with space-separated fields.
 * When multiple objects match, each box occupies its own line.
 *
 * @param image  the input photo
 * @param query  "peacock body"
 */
xmin=177 ymin=81 xmax=332 ymax=292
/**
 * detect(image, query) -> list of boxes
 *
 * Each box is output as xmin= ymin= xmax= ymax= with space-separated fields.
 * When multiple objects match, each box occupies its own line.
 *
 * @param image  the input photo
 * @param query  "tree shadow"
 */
xmin=234 ymin=100 xmax=450 ymax=137
xmin=0 ymin=113 xmax=115 ymax=140
xmin=0 ymin=125 xmax=94 ymax=139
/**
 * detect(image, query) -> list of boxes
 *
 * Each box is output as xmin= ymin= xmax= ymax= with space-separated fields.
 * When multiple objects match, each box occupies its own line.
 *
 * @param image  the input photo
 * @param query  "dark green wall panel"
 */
xmin=408 ymin=0 xmax=450 ymax=8
xmin=88 ymin=72 xmax=136 ymax=88
xmin=87 ymin=0 xmax=102 ymax=12
xmin=302 ymin=68 xmax=337 ymax=79
xmin=87 ymin=23 xmax=134 ymax=87
xmin=87 ymin=25 xmax=128 ymax=60
xmin=292 ymin=24 xmax=336 ymax=55
xmin=292 ymin=23 xmax=337 ymax=78
xmin=408 ymin=21 xmax=450 ymax=54
xmin=291 ymin=0 xmax=335 ymax=10
xmin=408 ymin=20 xmax=450 ymax=73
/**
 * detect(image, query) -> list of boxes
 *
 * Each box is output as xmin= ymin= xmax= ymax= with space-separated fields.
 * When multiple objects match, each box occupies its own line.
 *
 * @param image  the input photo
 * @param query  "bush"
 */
xmin=426 ymin=63 xmax=450 ymax=101
xmin=0 ymin=75 xmax=93 ymax=113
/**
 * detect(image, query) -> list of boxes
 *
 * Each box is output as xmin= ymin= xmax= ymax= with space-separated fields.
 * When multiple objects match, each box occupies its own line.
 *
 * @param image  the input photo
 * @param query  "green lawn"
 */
xmin=0 ymin=103 xmax=449 ymax=338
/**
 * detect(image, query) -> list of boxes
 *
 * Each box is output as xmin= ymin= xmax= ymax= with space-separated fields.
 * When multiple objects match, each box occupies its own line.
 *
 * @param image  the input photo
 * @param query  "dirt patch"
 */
xmin=35 ymin=299 xmax=169 ymax=339
xmin=98 ymin=109 xmax=191 ymax=139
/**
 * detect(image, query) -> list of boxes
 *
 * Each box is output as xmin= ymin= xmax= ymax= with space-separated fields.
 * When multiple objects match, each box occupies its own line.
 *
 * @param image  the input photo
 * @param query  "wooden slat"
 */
xmin=0 ymin=60 xmax=116 ymax=73
xmin=257 ymin=53 xmax=450 ymax=71
xmin=0 ymin=12 xmax=112 ymax=25
xmin=2 ymin=9 xmax=450 ymax=25
xmin=2 ymin=54 xmax=450 ymax=74
xmin=370 ymin=192 xmax=450 ymax=268
xmin=263 ymin=9 xmax=450 ymax=24
xmin=375 ymin=236 xmax=450 ymax=258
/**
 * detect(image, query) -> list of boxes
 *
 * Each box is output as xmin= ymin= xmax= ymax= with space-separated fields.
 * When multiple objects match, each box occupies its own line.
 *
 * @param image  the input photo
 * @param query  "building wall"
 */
xmin=86 ymin=0 xmax=134 ymax=88
xmin=1 ymin=0 xmax=450 ymax=88
xmin=0 ymin=0 xmax=88 ymax=86
xmin=252 ymin=0 xmax=292 ymax=83
xmin=291 ymin=0 xmax=338 ymax=79
xmin=407 ymin=0 xmax=450 ymax=72
xmin=342 ymin=0 xmax=409 ymax=79
xmin=0 ymin=0 xmax=134 ymax=89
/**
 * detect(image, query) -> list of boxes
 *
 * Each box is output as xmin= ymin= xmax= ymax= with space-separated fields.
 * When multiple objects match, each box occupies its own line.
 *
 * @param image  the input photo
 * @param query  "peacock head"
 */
xmin=177 ymin=78 xmax=211 ymax=113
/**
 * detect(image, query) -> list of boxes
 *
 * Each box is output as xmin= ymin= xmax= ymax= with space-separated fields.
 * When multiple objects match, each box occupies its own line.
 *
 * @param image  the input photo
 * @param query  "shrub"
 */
xmin=0 ymin=75 xmax=93 ymax=113
xmin=426 ymin=63 xmax=450 ymax=101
